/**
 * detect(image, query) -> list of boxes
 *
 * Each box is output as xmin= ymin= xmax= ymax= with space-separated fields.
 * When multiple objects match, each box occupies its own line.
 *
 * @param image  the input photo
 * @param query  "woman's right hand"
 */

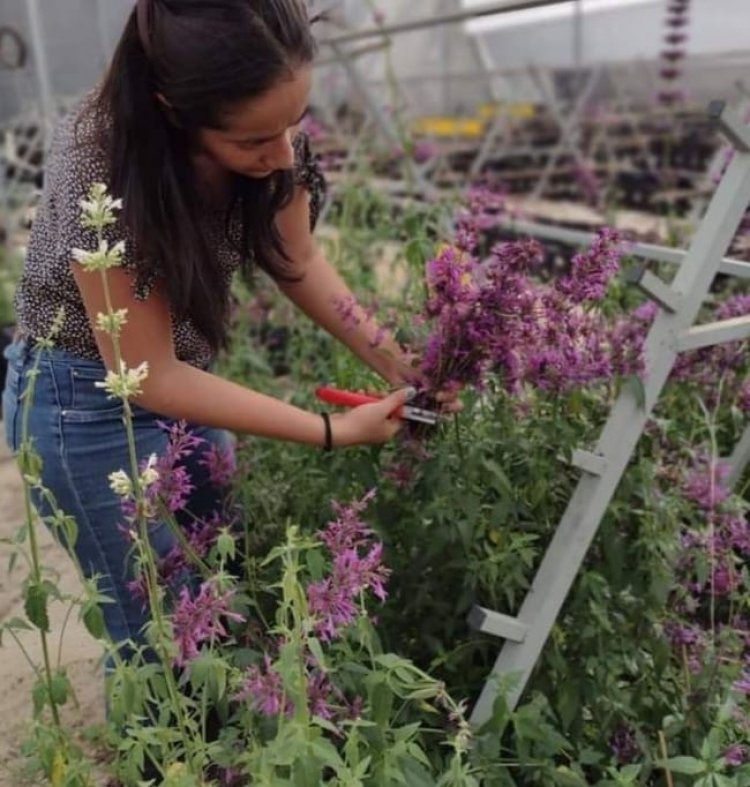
xmin=329 ymin=387 xmax=416 ymax=447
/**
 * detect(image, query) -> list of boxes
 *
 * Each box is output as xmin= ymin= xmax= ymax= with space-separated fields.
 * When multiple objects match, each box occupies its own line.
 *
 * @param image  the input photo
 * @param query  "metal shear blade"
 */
xmin=402 ymin=405 xmax=439 ymax=425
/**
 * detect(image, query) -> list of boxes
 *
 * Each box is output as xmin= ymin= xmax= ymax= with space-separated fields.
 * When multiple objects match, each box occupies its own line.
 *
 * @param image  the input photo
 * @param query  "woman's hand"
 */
xmin=329 ymin=387 xmax=415 ymax=447
xmin=385 ymin=353 xmax=464 ymax=415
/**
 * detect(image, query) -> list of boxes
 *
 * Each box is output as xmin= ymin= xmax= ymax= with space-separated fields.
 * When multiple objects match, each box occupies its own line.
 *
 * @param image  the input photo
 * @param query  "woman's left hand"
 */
xmin=385 ymin=353 xmax=464 ymax=415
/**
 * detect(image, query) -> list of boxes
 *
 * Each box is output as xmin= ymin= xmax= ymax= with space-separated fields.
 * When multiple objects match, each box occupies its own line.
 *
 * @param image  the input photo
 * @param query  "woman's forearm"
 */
xmin=278 ymin=250 xmax=407 ymax=384
xmin=136 ymin=360 xmax=328 ymax=445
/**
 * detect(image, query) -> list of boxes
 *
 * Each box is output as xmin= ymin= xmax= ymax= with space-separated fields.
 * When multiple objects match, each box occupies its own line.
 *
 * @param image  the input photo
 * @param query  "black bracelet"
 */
xmin=321 ymin=412 xmax=333 ymax=452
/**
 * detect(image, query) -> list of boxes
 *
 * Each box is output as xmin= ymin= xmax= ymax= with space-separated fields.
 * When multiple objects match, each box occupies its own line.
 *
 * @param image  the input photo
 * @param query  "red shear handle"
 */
xmin=315 ymin=387 xmax=383 ymax=407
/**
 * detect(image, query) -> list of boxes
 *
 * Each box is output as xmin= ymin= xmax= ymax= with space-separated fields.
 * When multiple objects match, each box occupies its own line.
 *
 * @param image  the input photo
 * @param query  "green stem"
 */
xmin=98 ymin=264 xmax=200 ymax=774
xmin=20 ymin=354 xmax=63 ymax=730
xmin=6 ymin=627 xmax=44 ymax=677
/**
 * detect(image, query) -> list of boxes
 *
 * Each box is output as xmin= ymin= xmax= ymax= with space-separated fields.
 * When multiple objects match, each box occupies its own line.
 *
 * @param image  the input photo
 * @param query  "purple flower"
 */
xmin=172 ymin=582 xmax=245 ymax=667
xmin=724 ymin=745 xmax=748 ymax=767
xmin=557 ymin=228 xmax=623 ymax=303
xmin=733 ymin=671 xmax=750 ymax=695
xmin=200 ymin=442 xmax=237 ymax=488
xmin=571 ymin=160 xmax=601 ymax=206
xmin=334 ymin=543 xmax=391 ymax=602
xmin=739 ymin=380 xmax=750 ymax=414
xmin=610 ymin=723 xmax=640 ymax=764
xmin=682 ymin=458 xmax=731 ymax=511
xmin=236 ymin=655 xmax=291 ymax=717
xmin=307 ymin=577 xmax=360 ymax=642
xmin=307 ymin=669 xmax=336 ymax=721
xmin=308 ymin=492 xmax=391 ymax=641
xmin=317 ymin=489 xmax=376 ymax=554
xmin=664 ymin=621 xmax=702 ymax=647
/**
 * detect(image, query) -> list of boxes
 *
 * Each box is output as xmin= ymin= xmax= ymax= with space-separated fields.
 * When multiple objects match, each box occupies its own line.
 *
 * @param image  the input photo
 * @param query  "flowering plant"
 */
xmin=2 ymin=178 xmax=748 ymax=787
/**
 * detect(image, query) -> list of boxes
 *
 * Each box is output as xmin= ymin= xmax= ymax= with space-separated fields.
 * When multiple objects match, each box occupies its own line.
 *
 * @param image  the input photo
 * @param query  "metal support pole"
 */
xmin=727 ymin=426 xmax=750 ymax=490
xmin=496 ymin=217 xmax=750 ymax=279
xmin=321 ymin=0 xmax=573 ymax=47
xmin=25 ymin=0 xmax=55 ymax=134
xmin=470 ymin=102 xmax=750 ymax=724
xmin=572 ymin=0 xmax=583 ymax=87
xmin=327 ymin=41 xmax=437 ymax=198
xmin=531 ymin=65 xmax=602 ymax=199
xmin=95 ymin=0 xmax=112 ymax=70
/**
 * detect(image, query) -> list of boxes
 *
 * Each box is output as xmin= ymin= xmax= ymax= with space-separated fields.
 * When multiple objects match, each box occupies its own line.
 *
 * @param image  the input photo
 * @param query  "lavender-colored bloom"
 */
xmin=200 ymin=442 xmax=237 ymax=488
xmin=682 ymin=458 xmax=731 ymax=511
xmin=318 ymin=489 xmax=376 ymax=552
xmin=664 ymin=620 xmax=702 ymax=647
xmin=726 ymin=511 xmax=750 ymax=554
xmin=236 ymin=655 xmax=291 ymax=717
xmin=712 ymin=559 xmax=738 ymax=596
xmin=571 ymin=160 xmax=601 ymax=206
xmin=219 ymin=767 xmax=246 ymax=787
xmin=308 ymin=492 xmax=391 ymax=641
xmin=300 ymin=114 xmax=328 ymax=144
xmin=307 ymin=576 xmax=359 ymax=642
xmin=610 ymin=723 xmax=640 ymax=765
xmin=557 ymin=228 xmax=623 ymax=303
xmin=334 ymin=543 xmax=391 ymax=602
xmin=739 ymin=380 xmax=750 ymax=413
xmin=660 ymin=67 xmax=681 ymax=81
xmin=724 ymin=745 xmax=748 ymax=767
xmin=172 ymin=582 xmax=245 ymax=667
xmin=307 ymin=669 xmax=336 ymax=721
xmin=733 ymin=671 xmax=750 ymax=695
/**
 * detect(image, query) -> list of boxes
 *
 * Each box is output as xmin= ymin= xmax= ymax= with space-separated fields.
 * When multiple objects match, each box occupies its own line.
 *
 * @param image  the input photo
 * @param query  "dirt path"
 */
xmin=0 ymin=436 xmax=105 ymax=785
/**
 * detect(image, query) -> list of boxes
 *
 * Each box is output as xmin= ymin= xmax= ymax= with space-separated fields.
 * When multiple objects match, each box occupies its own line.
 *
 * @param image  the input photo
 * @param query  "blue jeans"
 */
xmin=2 ymin=338 xmax=235 ymax=664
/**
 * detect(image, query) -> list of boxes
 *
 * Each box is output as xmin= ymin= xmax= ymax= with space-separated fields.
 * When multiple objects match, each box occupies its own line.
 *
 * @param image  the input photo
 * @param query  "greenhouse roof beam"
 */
xmin=319 ymin=0 xmax=571 ymax=46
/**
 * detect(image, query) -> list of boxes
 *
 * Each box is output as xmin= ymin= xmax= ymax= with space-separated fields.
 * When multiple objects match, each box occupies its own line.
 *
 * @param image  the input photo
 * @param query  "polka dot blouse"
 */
xmin=14 ymin=95 xmax=327 ymax=370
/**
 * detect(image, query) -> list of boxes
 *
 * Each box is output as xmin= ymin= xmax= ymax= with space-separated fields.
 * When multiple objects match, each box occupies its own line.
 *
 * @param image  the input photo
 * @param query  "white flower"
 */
xmin=96 ymin=308 xmax=129 ymax=336
xmin=72 ymin=239 xmax=126 ymax=272
xmin=95 ymin=360 xmax=150 ymax=400
xmin=80 ymin=183 xmax=123 ymax=231
xmin=109 ymin=470 xmax=133 ymax=497
xmin=140 ymin=454 xmax=160 ymax=488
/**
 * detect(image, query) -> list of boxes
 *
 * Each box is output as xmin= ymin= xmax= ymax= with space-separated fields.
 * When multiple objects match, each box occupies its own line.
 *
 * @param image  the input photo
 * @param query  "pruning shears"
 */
xmin=315 ymin=386 xmax=439 ymax=426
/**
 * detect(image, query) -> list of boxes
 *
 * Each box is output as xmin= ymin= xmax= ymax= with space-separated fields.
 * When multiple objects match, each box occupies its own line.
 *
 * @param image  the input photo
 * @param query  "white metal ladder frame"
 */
xmin=469 ymin=101 xmax=750 ymax=725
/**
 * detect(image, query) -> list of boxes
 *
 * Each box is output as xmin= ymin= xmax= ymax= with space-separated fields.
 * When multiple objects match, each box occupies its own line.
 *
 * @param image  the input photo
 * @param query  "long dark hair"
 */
xmin=92 ymin=0 xmax=317 ymax=351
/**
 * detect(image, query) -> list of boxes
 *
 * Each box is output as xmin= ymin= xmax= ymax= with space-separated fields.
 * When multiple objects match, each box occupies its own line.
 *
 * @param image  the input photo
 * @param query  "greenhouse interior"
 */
xmin=0 ymin=0 xmax=749 ymax=785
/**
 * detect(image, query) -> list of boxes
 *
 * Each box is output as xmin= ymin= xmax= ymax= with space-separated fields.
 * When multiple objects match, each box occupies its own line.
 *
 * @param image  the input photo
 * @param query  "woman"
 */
xmin=2 ymin=0 xmax=456 ymax=668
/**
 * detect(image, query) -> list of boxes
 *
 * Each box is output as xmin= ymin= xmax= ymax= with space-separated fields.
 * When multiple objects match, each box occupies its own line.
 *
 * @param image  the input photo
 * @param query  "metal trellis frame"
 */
xmin=469 ymin=100 xmax=750 ymax=725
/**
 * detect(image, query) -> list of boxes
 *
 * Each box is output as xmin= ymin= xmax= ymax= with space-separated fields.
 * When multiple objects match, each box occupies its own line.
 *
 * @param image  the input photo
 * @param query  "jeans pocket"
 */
xmin=63 ymin=366 xmax=124 ymax=423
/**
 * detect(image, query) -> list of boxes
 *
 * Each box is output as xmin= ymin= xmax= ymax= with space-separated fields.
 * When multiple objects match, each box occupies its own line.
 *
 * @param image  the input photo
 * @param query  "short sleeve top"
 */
xmin=14 ymin=95 xmax=327 ymax=370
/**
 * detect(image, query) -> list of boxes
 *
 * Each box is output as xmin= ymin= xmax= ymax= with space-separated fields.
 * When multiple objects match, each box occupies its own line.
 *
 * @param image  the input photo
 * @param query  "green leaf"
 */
xmin=4 ymin=616 xmax=33 ymax=632
xmin=553 ymin=765 xmax=588 ymax=786
xmin=32 ymin=680 xmax=47 ymax=716
xmin=658 ymin=757 xmax=708 ymax=775
xmin=25 ymin=582 xmax=50 ymax=632
xmin=369 ymin=678 xmax=394 ymax=728
xmin=307 ymin=637 xmax=327 ymax=672
xmin=121 ymin=669 xmax=139 ymax=716
xmin=483 ymin=459 xmax=513 ymax=495
xmin=216 ymin=529 xmax=236 ymax=562
xmin=208 ymin=659 xmax=227 ymax=702
xmin=82 ymin=603 xmax=106 ymax=640
xmin=49 ymin=672 xmax=70 ymax=706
